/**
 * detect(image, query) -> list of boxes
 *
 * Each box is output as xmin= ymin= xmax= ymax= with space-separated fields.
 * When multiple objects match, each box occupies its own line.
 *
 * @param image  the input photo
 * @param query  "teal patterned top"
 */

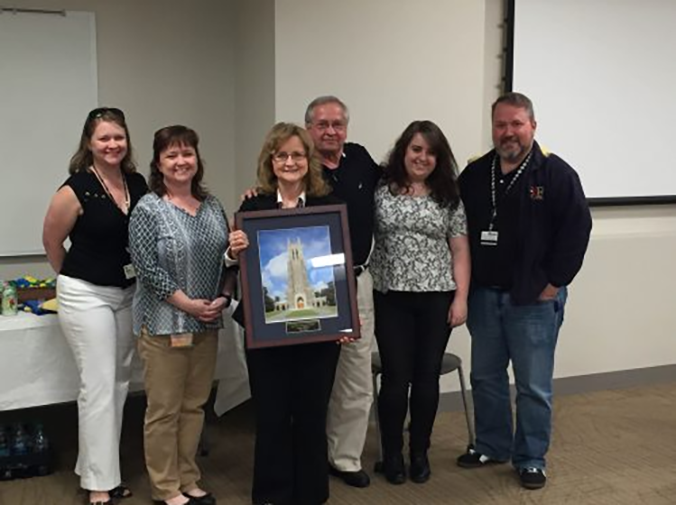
xmin=129 ymin=193 xmax=230 ymax=336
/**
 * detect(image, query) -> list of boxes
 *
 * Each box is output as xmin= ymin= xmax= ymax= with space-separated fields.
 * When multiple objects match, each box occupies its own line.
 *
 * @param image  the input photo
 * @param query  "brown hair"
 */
xmin=491 ymin=92 xmax=536 ymax=122
xmin=256 ymin=122 xmax=330 ymax=197
xmin=68 ymin=107 xmax=136 ymax=174
xmin=148 ymin=125 xmax=209 ymax=201
xmin=383 ymin=120 xmax=460 ymax=209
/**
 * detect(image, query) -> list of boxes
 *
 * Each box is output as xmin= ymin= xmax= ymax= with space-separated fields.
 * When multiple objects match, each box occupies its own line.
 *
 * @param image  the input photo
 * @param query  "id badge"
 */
xmin=480 ymin=230 xmax=499 ymax=246
xmin=123 ymin=263 xmax=136 ymax=280
xmin=170 ymin=333 xmax=194 ymax=348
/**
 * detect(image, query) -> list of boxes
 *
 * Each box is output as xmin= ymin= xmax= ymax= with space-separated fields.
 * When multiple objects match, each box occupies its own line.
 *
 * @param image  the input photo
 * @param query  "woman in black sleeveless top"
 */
xmin=43 ymin=108 xmax=147 ymax=505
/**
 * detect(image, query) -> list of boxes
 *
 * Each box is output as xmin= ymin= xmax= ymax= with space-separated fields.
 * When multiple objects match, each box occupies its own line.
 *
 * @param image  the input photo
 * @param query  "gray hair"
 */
xmin=491 ymin=92 xmax=536 ymax=121
xmin=304 ymin=95 xmax=350 ymax=125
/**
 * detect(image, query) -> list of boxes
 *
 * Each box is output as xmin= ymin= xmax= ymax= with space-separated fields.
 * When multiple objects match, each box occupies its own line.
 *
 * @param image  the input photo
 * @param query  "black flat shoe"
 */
xmin=409 ymin=452 xmax=431 ymax=483
xmin=183 ymin=491 xmax=216 ymax=505
xmin=328 ymin=465 xmax=371 ymax=488
xmin=109 ymin=484 xmax=132 ymax=499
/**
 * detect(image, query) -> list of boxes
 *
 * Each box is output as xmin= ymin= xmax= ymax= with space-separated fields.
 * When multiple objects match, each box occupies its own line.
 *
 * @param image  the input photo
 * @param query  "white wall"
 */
xmin=0 ymin=0 xmax=236 ymax=278
xmin=274 ymin=0 xmax=486 ymax=168
xmin=233 ymin=0 xmax=276 ymax=209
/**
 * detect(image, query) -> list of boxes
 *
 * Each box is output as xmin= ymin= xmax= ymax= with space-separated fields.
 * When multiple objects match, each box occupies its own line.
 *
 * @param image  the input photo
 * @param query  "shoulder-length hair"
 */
xmin=148 ymin=125 xmax=209 ymax=201
xmin=257 ymin=122 xmax=330 ymax=197
xmin=383 ymin=120 xmax=460 ymax=208
xmin=69 ymin=107 xmax=137 ymax=175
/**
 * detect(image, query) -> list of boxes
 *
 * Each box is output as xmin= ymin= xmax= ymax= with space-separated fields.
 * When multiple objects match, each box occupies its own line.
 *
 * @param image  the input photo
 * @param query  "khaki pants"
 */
xmin=138 ymin=330 xmax=218 ymax=501
xmin=327 ymin=268 xmax=375 ymax=471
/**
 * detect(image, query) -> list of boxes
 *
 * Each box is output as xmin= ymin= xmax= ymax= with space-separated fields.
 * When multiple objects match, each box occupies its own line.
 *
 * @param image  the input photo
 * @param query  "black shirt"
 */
xmin=461 ymin=155 xmax=526 ymax=289
xmin=60 ymin=170 xmax=148 ymax=288
xmin=323 ymin=143 xmax=381 ymax=266
xmin=460 ymin=142 xmax=592 ymax=304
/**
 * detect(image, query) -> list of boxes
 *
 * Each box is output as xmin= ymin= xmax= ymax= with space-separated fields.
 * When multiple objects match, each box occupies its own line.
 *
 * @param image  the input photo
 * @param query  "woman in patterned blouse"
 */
xmin=128 ymin=126 xmax=237 ymax=505
xmin=370 ymin=120 xmax=470 ymax=485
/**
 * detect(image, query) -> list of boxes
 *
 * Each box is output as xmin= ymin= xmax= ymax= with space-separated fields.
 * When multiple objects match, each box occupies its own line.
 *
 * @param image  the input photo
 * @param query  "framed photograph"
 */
xmin=236 ymin=205 xmax=360 ymax=349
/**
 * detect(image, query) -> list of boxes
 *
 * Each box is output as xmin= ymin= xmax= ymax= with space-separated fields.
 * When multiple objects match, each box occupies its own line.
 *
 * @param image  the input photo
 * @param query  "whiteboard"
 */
xmin=0 ymin=11 xmax=97 ymax=256
xmin=512 ymin=0 xmax=676 ymax=202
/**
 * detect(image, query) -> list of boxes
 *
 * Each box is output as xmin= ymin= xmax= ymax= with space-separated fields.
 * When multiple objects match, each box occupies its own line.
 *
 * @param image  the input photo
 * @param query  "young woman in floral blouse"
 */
xmin=370 ymin=120 xmax=470 ymax=485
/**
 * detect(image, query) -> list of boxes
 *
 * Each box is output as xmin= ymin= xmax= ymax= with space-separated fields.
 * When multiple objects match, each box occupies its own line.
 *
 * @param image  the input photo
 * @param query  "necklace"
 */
xmin=165 ymin=191 xmax=200 ymax=216
xmin=91 ymin=165 xmax=130 ymax=215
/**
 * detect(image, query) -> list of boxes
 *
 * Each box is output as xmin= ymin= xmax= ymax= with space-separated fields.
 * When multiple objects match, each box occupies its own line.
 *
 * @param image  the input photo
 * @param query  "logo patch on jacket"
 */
xmin=529 ymin=186 xmax=545 ymax=200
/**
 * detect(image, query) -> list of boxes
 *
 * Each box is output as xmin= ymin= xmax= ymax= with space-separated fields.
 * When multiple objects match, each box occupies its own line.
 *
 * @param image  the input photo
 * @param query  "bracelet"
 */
xmin=221 ymin=293 xmax=232 ymax=308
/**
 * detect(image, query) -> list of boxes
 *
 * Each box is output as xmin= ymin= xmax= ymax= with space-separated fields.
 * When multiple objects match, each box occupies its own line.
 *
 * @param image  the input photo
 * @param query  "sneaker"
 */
xmin=456 ymin=447 xmax=507 ymax=468
xmin=518 ymin=467 xmax=547 ymax=489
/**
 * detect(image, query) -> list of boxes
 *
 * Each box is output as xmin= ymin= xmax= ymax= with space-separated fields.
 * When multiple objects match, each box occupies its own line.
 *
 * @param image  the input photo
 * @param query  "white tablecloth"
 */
xmin=0 ymin=309 xmax=250 ymax=414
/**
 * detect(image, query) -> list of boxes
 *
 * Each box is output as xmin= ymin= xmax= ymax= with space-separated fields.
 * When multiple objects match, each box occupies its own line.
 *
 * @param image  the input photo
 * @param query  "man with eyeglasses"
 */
xmin=305 ymin=95 xmax=381 ymax=489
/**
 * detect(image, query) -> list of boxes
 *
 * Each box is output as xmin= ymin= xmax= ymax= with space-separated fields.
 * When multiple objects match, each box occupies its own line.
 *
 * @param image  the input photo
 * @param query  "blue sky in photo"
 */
xmin=257 ymin=225 xmax=336 ymax=300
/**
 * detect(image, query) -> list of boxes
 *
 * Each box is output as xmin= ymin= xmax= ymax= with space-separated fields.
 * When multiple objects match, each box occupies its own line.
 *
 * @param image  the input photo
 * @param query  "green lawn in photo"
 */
xmin=265 ymin=305 xmax=338 ymax=324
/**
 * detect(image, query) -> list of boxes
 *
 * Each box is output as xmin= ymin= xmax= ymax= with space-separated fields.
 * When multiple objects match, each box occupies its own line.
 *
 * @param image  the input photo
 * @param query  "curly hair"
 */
xmin=382 ymin=120 xmax=460 ymax=208
xmin=148 ymin=125 xmax=209 ymax=201
xmin=68 ymin=107 xmax=137 ymax=175
xmin=256 ymin=122 xmax=330 ymax=197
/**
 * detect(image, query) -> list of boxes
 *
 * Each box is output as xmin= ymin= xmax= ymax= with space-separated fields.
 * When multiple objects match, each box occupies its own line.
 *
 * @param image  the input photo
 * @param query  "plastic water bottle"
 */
xmin=1 ymin=282 xmax=18 ymax=316
xmin=33 ymin=424 xmax=48 ymax=453
xmin=0 ymin=427 xmax=9 ymax=457
xmin=32 ymin=424 xmax=50 ymax=476
xmin=10 ymin=424 xmax=29 ymax=455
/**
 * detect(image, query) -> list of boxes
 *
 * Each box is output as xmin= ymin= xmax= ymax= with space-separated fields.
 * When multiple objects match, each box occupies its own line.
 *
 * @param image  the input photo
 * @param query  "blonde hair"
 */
xmin=256 ymin=122 xmax=330 ymax=197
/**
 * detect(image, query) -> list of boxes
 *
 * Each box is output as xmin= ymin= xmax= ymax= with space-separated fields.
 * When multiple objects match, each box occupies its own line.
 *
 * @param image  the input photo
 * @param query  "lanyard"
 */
xmin=91 ymin=165 xmax=130 ymax=215
xmin=488 ymin=151 xmax=532 ymax=231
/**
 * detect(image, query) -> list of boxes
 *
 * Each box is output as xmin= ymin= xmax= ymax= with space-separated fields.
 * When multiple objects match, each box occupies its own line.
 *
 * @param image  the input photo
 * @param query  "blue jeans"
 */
xmin=467 ymin=285 xmax=567 ymax=470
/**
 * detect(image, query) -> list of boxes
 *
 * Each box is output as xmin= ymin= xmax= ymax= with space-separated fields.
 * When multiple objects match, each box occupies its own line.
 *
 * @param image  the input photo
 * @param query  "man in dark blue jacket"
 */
xmin=456 ymin=92 xmax=592 ymax=490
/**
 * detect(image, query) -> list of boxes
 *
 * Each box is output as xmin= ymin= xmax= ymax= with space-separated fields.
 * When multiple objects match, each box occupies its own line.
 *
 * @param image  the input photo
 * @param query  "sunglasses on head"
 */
xmin=88 ymin=107 xmax=125 ymax=121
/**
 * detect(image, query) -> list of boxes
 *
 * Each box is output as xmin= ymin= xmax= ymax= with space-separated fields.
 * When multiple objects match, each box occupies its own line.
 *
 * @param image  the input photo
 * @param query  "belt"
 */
xmin=354 ymin=264 xmax=368 ymax=277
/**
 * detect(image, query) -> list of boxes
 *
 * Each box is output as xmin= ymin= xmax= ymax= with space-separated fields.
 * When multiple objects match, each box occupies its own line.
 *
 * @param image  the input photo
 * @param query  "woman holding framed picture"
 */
xmin=228 ymin=122 xmax=347 ymax=505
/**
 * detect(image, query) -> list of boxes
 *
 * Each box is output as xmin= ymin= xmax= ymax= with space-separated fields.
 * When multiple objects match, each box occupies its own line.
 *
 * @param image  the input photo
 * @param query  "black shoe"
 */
xmin=409 ymin=453 xmax=431 ymax=484
xmin=381 ymin=454 xmax=406 ymax=485
xmin=518 ymin=467 xmax=547 ymax=490
xmin=183 ymin=492 xmax=216 ymax=505
xmin=456 ymin=446 xmax=507 ymax=469
xmin=109 ymin=484 xmax=132 ymax=499
xmin=328 ymin=465 xmax=371 ymax=488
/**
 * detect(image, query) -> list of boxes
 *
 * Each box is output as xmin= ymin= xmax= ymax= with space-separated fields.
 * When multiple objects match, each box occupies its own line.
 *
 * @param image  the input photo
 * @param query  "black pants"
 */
xmin=374 ymin=290 xmax=455 ymax=455
xmin=246 ymin=341 xmax=340 ymax=505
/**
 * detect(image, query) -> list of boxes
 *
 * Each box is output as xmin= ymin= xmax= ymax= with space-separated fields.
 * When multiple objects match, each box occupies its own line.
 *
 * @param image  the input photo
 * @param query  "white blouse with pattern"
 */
xmin=370 ymin=184 xmax=467 ymax=293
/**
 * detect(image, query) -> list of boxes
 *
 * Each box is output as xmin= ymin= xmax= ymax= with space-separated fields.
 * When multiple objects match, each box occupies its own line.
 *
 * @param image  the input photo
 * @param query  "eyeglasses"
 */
xmin=87 ymin=107 xmax=125 ymax=121
xmin=311 ymin=120 xmax=347 ymax=132
xmin=272 ymin=151 xmax=307 ymax=163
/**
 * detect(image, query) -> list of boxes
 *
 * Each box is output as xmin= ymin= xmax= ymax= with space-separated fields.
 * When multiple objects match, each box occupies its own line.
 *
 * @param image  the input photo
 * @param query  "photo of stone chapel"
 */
xmin=257 ymin=226 xmax=338 ymax=324
xmin=273 ymin=238 xmax=329 ymax=312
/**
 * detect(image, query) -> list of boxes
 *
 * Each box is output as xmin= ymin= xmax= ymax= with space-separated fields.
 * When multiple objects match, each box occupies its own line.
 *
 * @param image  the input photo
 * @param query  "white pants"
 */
xmin=57 ymin=275 xmax=135 ymax=491
xmin=327 ymin=269 xmax=375 ymax=471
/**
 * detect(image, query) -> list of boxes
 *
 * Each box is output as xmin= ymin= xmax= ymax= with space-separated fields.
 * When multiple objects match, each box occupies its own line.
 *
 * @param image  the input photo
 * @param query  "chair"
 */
xmin=371 ymin=352 xmax=475 ymax=468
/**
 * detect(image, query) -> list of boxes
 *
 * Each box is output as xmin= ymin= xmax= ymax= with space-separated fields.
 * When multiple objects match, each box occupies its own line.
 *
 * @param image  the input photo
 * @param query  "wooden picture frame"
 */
xmin=235 ymin=204 xmax=360 ymax=349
